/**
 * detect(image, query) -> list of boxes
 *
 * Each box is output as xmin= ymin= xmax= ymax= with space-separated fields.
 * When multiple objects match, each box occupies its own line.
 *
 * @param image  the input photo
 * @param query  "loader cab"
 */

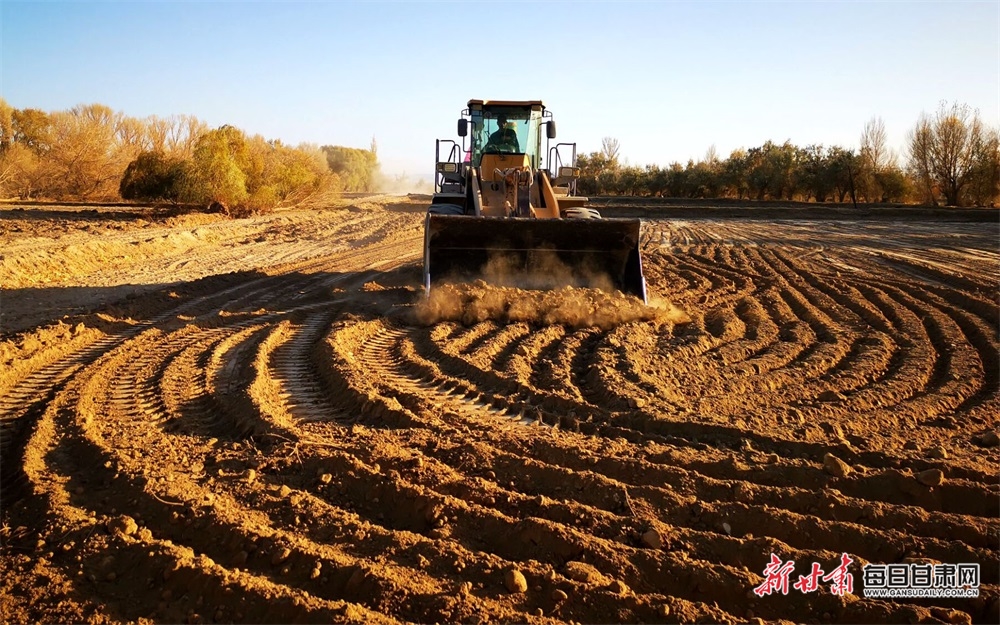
xmin=433 ymin=98 xmax=580 ymax=208
xmin=468 ymin=104 xmax=543 ymax=169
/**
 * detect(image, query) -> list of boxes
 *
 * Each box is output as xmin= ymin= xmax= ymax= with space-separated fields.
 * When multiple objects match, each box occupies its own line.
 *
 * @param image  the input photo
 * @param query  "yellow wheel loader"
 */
xmin=424 ymin=99 xmax=647 ymax=302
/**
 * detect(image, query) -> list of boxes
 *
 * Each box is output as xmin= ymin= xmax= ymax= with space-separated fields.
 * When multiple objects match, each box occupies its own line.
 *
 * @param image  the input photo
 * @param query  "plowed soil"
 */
xmin=1 ymin=197 xmax=997 ymax=625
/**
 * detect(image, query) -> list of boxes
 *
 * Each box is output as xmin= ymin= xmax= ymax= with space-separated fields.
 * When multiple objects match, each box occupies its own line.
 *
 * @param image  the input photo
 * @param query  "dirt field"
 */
xmin=1 ymin=196 xmax=997 ymax=624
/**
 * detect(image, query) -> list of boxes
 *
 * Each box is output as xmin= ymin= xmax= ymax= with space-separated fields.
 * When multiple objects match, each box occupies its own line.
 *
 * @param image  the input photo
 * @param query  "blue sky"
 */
xmin=2 ymin=0 xmax=998 ymax=179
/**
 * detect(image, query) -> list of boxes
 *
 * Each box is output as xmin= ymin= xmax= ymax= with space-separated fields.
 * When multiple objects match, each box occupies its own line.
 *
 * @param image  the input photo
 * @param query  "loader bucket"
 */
xmin=423 ymin=214 xmax=647 ymax=303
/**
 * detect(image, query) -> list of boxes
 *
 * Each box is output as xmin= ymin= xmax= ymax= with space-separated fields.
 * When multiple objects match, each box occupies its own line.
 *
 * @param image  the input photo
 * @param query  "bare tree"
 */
xmin=908 ymin=116 xmax=936 ymax=205
xmin=0 ymin=98 xmax=12 ymax=152
xmin=861 ymin=117 xmax=890 ymax=173
xmin=44 ymin=104 xmax=124 ymax=198
xmin=703 ymin=144 xmax=719 ymax=167
xmin=601 ymin=136 xmax=620 ymax=168
xmin=858 ymin=116 xmax=893 ymax=203
xmin=164 ymin=114 xmax=208 ymax=158
xmin=115 ymin=115 xmax=152 ymax=159
xmin=907 ymin=101 xmax=994 ymax=206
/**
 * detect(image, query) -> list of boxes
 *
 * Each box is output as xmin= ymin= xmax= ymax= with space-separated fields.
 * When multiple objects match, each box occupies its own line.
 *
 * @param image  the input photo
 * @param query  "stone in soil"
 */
xmin=823 ymin=453 xmax=852 ymax=478
xmin=563 ymin=561 xmax=607 ymax=585
xmin=641 ymin=528 xmax=663 ymax=549
xmin=916 ymin=468 xmax=945 ymax=487
xmin=504 ymin=569 xmax=528 ymax=593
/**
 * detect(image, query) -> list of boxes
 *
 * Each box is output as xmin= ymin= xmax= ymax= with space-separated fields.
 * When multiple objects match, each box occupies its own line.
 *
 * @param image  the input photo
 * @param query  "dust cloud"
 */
xmin=414 ymin=281 xmax=689 ymax=330
xmin=375 ymin=171 xmax=432 ymax=194
xmin=476 ymin=249 xmax=620 ymax=293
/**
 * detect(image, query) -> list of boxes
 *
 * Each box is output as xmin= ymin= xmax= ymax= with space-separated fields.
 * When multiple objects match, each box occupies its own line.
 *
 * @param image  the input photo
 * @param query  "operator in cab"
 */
xmin=485 ymin=115 xmax=520 ymax=153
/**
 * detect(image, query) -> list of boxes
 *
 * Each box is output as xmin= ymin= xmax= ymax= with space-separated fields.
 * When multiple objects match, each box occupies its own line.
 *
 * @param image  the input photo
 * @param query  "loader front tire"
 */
xmin=563 ymin=207 xmax=602 ymax=219
xmin=428 ymin=204 xmax=465 ymax=216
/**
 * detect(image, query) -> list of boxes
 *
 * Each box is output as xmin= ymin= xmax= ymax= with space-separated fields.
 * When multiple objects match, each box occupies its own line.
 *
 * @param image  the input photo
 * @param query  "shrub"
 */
xmin=119 ymin=151 xmax=185 ymax=201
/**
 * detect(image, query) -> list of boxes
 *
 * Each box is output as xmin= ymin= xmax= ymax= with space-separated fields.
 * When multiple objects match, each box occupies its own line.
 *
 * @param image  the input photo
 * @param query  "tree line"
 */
xmin=2 ymin=99 xmax=994 ymax=211
xmin=577 ymin=102 xmax=999 ymax=207
xmin=0 ymin=100 xmax=382 ymax=215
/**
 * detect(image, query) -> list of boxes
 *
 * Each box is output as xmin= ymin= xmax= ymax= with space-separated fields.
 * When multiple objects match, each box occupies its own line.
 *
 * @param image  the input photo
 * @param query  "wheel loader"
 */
xmin=424 ymin=99 xmax=647 ymax=302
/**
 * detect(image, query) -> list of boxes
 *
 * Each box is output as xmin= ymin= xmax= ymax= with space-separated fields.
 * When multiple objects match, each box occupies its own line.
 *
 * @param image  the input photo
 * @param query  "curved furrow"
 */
xmin=404 ymin=323 xmax=602 ymax=421
xmin=640 ymin=256 xmax=703 ymax=304
xmin=279 ymin=428 xmax=930 ymax=625
xmin=158 ymin=328 xmax=236 ymax=436
xmin=760 ymin=249 xmax=868 ymax=375
xmin=1 ymin=278 xmax=266 ymax=506
xmin=36 ymin=309 xmax=452 ymax=621
xmin=483 ymin=323 xmax=565 ymax=392
xmin=0 ymin=333 xmax=120 ymax=506
xmin=691 ymin=292 xmax=818 ymax=411
xmin=689 ymin=245 xmax=762 ymax=293
xmin=888 ymin=282 xmax=1000 ymax=410
xmin=766 ymin=249 xmax=983 ymax=419
xmin=489 ymin=324 xmax=561 ymax=388
xmin=355 ymin=323 xmax=541 ymax=425
xmin=268 ymin=311 xmax=349 ymax=423
xmin=104 ymin=329 xmax=191 ymax=428
xmin=579 ymin=323 xmax=679 ymax=411
xmin=327 ymin=315 xmax=997 ymax=523
xmin=872 ymin=249 xmax=997 ymax=294
xmin=205 ymin=322 xmax=302 ymax=441
xmin=253 ymin=434 xmax=749 ymax=624
xmin=295 ymin=417 xmax=998 ymax=625
xmin=446 ymin=320 xmax=502 ymax=356
xmin=854 ymin=282 xmax=984 ymax=420
xmin=462 ymin=322 xmax=533 ymax=372
xmin=663 ymin=257 xmax=747 ymax=309
xmin=565 ymin=329 xmax=630 ymax=411
xmin=14 ymin=336 xmax=397 ymax=623
xmin=520 ymin=326 xmax=591 ymax=402
xmin=834 ymin=282 xmax=938 ymax=406
xmin=0 ymin=239 xmax=407 ymax=511
xmin=407 ymin=437 xmax=999 ymax=580
xmin=649 ymin=283 xmax=845 ymax=415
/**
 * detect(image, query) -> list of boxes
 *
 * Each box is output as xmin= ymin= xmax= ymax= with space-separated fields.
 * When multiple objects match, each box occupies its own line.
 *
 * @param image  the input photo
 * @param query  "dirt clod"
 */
xmin=977 ymin=431 xmax=999 ymax=447
xmin=927 ymin=446 xmax=949 ymax=459
xmin=823 ymin=453 xmax=852 ymax=478
xmin=931 ymin=607 xmax=972 ymax=624
xmin=271 ymin=547 xmax=292 ymax=566
xmin=563 ymin=561 xmax=607 ymax=585
xmin=607 ymin=579 xmax=629 ymax=595
xmin=641 ymin=528 xmax=664 ymax=549
xmin=106 ymin=515 xmax=138 ymax=537
xmin=818 ymin=390 xmax=846 ymax=402
xmin=916 ymin=468 xmax=945 ymax=487
xmin=504 ymin=569 xmax=528 ymax=594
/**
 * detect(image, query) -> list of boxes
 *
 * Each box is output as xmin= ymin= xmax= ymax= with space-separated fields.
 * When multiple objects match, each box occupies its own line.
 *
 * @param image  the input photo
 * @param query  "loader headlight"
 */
xmin=559 ymin=166 xmax=580 ymax=178
xmin=437 ymin=162 xmax=458 ymax=173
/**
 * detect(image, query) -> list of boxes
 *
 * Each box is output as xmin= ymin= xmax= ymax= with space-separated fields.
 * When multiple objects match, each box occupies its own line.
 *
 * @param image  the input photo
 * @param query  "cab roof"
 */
xmin=467 ymin=99 xmax=546 ymax=110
